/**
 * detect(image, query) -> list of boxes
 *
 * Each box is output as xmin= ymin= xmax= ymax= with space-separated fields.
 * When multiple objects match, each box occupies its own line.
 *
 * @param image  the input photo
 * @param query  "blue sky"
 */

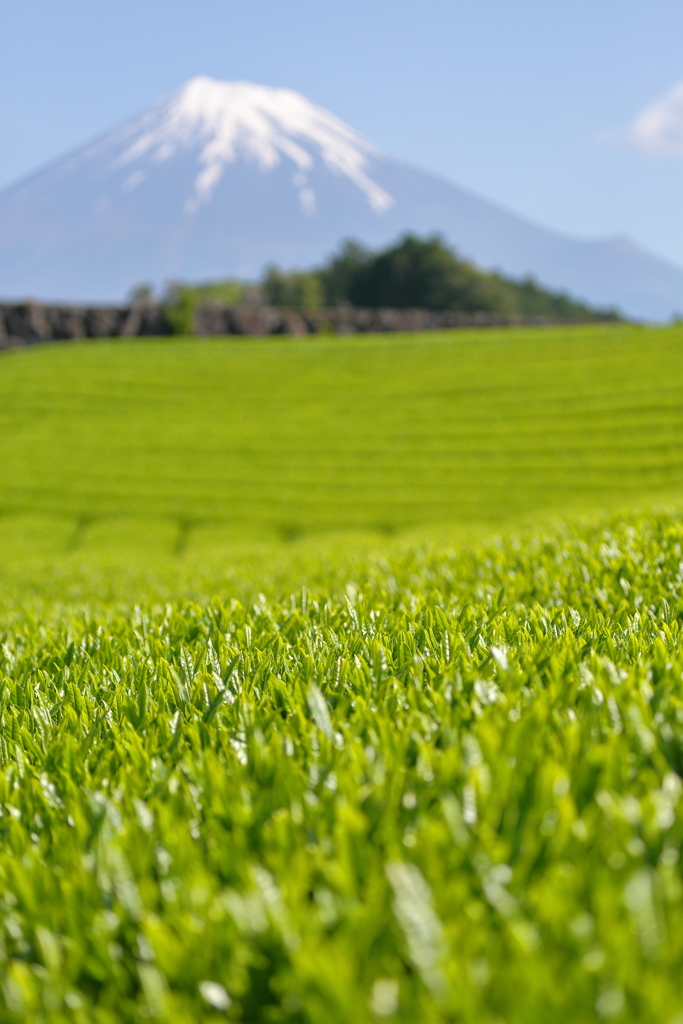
xmin=4 ymin=0 xmax=683 ymax=266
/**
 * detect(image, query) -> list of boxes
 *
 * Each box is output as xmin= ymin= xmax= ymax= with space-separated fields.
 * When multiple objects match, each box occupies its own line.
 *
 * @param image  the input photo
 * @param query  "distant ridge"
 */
xmin=1 ymin=76 xmax=682 ymax=320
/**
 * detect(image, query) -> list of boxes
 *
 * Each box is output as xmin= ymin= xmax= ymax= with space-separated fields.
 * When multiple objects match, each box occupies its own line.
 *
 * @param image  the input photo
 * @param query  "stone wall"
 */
xmin=0 ymin=303 xmax=170 ymax=347
xmin=0 ymin=300 xmax=566 ymax=348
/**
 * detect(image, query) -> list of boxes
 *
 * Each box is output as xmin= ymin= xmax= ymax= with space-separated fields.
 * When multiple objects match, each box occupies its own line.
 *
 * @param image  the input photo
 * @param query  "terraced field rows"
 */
xmin=0 ymin=324 xmax=682 ymax=556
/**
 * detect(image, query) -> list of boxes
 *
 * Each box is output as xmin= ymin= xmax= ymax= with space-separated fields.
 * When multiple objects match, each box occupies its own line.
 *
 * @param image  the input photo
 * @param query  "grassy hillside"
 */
xmin=0 ymin=323 xmax=683 ymax=563
xmin=2 ymin=326 xmax=683 ymax=1022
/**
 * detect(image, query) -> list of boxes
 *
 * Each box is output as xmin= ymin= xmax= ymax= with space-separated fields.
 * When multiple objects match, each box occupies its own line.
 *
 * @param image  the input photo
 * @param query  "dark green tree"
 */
xmin=317 ymin=241 xmax=371 ymax=306
xmin=263 ymin=267 xmax=323 ymax=309
xmin=317 ymin=234 xmax=620 ymax=319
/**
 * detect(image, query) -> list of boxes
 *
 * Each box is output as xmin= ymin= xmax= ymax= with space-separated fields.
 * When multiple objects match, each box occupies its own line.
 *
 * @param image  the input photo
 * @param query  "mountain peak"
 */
xmin=2 ymin=77 xmax=683 ymax=318
xmin=111 ymin=76 xmax=394 ymax=214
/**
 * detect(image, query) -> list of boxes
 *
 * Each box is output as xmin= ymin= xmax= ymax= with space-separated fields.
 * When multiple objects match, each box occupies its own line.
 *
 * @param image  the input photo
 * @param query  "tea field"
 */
xmin=0 ymin=326 xmax=683 ymax=1023
xmin=0 ymin=323 xmax=682 ymax=555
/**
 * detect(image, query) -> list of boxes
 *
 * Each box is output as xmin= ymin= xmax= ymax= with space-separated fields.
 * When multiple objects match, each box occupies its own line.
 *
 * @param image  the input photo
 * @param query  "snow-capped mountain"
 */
xmin=2 ymin=76 xmax=683 ymax=320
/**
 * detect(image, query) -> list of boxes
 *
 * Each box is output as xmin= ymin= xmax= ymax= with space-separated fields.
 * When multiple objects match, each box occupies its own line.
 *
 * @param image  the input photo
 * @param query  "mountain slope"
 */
xmin=1 ymin=76 xmax=682 ymax=319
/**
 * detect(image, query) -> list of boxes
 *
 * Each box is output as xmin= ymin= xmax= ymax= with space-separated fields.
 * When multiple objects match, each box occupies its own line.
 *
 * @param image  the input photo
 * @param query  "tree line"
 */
xmin=261 ymin=235 xmax=621 ymax=320
xmin=146 ymin=234 xmax=621 ymax=325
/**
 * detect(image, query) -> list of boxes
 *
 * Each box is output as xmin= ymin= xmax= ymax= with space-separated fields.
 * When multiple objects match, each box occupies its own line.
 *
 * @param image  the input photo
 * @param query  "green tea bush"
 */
xmin=1 ymin=324 xmax=683 ymax=544
xmin=0 ymin=509 xmax=683 ymax=1022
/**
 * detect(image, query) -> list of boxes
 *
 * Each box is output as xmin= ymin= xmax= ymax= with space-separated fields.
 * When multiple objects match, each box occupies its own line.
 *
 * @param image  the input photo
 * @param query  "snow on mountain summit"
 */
xmin=99 ymin=77 xmax=394 ymax=215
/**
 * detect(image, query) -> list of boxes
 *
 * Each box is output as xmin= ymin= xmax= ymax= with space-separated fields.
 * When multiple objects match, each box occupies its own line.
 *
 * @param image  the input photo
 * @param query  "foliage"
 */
xmin=0 ymin=327 xmax=681 ymax=1021
xmin=494 ymin=272 xmax=621 ymax=321
xmin=157 ymin=238 xmax=621 ymax=320
xmin=0 ymin=509 xmax=682 ymax=1020
xmin=314 ymin=241 xmax=371 ymax=307
xmin=271 ymin=235 xmax=621 ymax=320
xmin=163 ymin=281 xmax=250 ymax=334
xmin=0 ymin=324 xmax=679 ymax=553
xmin=184 ymin=281 xmax=249 ymax=307
xmin=263 ymin=267 xmax=324 ymax=310
xmin=320 ymin=235 xmax=513 ymax=313
xmin=163 ymin=286 xmax=198 ymax=336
